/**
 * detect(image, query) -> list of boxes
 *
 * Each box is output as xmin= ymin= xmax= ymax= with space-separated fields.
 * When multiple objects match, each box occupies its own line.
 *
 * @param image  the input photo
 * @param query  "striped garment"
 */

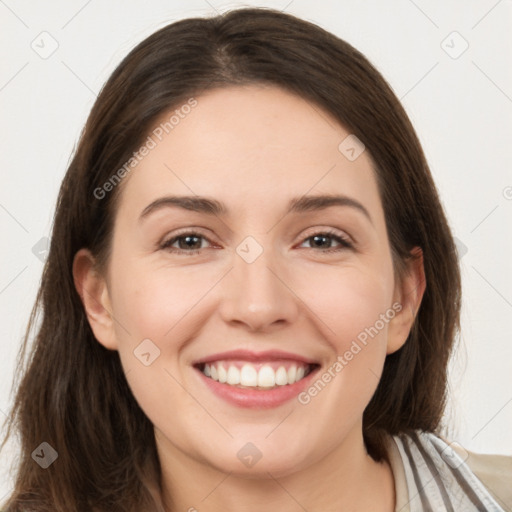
xmin=391 ymin=431 xmax=506 ymax=511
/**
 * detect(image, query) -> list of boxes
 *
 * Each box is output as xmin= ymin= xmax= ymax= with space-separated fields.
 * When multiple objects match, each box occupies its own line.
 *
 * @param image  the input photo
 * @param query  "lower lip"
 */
xmin=194 ymin=366 xmax=320 ymax=409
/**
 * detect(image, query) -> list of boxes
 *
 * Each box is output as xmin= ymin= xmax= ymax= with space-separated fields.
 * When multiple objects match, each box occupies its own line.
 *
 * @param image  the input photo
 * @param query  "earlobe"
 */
xmin=386 ymin=247 xmax=426 ymax=355
xmin=72 ymin=248 xmax=118 ymax=350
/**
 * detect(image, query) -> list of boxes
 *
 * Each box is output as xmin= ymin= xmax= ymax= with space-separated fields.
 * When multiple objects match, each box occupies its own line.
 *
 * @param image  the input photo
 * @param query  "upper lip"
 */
xmin=192 ymin=349 xmax=319 ymax=366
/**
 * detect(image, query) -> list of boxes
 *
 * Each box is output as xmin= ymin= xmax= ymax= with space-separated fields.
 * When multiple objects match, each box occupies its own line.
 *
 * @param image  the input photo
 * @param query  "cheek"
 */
xmin=107 ymin=261 xmax=210 ymax=433
xmin=109 ymin=260 xmax=215 ymax=342
xmin=295 ymin=269 xmax=393 ymax=417
xmin=299 ymin=263 xmax=394 ymax=349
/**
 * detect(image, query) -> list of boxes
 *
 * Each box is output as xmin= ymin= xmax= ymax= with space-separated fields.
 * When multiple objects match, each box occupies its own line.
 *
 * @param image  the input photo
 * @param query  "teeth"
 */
xmin=257 ymin=365 xmax=275 ymax=387
xmin=240 ymin=364 xmax=258 ymax=386
xmin=218 ymin=364 xmax=227 ymax=383
xmin=275 ymin=366 xmax=288 ymax=386
xmin=202 ymin=361 xmax=311 ymax=388
xmin=287 ymin=365 xmax=297 ymax=383
xmin=226 ymin=365 xmax=240 ymax=385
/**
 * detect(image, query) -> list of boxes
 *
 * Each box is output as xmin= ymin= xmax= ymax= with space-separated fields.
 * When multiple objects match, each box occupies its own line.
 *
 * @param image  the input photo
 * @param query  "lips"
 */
xmin=195 ymin=363 xmax=320 ymax=409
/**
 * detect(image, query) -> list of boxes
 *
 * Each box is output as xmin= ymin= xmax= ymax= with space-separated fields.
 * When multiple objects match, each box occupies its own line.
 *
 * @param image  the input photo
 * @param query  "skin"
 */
xmin=74 ymin=84 xmax=425 ymax=512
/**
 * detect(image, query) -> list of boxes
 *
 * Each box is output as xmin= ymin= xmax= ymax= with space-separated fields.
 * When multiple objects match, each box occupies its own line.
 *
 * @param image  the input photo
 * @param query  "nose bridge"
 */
xmin=218 ymin=234 xmax=299 ymax=330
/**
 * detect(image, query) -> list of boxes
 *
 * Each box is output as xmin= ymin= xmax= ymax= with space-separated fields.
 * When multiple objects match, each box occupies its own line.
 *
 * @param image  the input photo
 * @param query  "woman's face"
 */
xmin=78 ymin=84 xmax=420 ymax=478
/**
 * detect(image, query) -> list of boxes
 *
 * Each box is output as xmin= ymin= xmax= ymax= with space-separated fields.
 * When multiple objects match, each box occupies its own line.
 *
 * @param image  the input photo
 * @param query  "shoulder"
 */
xmin=450 ymin=440 xmax=512 ymax=512
xmin=387 ymin=430 xmax=512 ymax=512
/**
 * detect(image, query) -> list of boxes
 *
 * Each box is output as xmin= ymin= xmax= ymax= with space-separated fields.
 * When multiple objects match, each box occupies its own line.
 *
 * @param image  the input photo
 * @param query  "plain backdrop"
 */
xmin=1 ymin=0 xmax=511 ymax=500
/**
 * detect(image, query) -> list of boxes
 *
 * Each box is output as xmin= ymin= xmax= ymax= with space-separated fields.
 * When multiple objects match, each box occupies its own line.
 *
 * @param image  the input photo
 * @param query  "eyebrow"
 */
xmin=139 ymin=194 xmax=372 ymax=223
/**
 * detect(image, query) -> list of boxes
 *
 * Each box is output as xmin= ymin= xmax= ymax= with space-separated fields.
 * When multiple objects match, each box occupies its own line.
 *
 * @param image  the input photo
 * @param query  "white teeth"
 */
xmin=275 ymin=366 xmax=288 ymax=386
xmin=218 ymin=364 xmax=227 ymax=383
xmin=287 ymin=365 xmax=297 ymax=383
xmin=201 ymin=361 xmax=312 ymax=388
xmin=257 ymin=365 xmax=275 ymax=387
xmin=226 ymin=365 xmax=240 ymax=385
xmin=240 ymin=364 xmax=258 ymax=386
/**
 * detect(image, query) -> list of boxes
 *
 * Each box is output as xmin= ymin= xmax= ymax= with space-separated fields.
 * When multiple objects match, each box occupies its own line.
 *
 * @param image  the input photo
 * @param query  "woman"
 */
xmin=1 ymin=7 xmax=511 ymax=512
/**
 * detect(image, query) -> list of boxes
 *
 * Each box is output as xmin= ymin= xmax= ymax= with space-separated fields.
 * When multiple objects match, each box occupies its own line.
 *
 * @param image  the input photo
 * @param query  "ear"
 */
xmin=386 ymin=247 xmax=426 ymax=355
xmin=72 ymin=248 xmax=118 ymax=350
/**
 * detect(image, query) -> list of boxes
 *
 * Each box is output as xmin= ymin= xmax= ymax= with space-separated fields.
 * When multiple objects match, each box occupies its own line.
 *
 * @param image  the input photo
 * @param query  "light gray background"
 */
xmin=1 ymin=0 xmax=511 ymax=500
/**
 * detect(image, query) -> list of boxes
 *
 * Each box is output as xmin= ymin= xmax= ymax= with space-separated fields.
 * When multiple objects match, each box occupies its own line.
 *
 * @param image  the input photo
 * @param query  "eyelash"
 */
xmin=159 ymin=228 xmax=354 ymax=256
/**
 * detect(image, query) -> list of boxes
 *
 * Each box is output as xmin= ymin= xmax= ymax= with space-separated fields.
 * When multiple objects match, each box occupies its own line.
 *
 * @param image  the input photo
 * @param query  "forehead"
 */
xmin=116 ymin=84 xmax=383 ymax=224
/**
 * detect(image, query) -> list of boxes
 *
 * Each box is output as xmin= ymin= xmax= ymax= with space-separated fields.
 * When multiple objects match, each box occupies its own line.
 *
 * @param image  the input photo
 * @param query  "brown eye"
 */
xmin=160 ymin=232 xmax=211 ymax=255
xmin=299 ymin=230 xmax=353 ymax=252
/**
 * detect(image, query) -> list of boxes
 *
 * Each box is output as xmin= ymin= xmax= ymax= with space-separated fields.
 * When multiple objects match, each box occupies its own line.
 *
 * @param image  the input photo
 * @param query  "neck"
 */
xmin=154 ymin=426 xmax=396 ymax=512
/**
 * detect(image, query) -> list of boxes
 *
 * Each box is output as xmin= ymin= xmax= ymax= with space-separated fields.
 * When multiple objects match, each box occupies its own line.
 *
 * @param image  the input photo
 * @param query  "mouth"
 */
xmin=191 ymin=349 xmax=321 ymax=409
xmin=193 ymin=360 xmax=319 ymax=390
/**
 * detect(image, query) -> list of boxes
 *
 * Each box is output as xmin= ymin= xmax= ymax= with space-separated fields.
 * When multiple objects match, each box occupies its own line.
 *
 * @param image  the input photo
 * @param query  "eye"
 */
xmin=159 ymin=231 xmax=212 ymax=255
xmin=298 ymin=229 xmax=353 ymax=253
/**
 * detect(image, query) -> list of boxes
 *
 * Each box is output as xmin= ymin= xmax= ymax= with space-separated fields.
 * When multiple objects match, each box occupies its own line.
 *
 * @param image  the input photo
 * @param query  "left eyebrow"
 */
xmin=139 ymin=193 xmax=373 ymax=224
xmin=288 ymin=194 xmax=372 ymax=224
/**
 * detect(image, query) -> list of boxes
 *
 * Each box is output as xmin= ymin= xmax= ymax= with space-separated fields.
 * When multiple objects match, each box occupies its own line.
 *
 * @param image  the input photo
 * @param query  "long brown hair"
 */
xmin=1 ymin=7 xmax=461 ymax=511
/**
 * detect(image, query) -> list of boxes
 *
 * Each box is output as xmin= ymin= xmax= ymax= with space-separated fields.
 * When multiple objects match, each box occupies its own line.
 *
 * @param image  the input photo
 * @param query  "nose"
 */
xmin=217 ymin=240 xmax=300 ymax=333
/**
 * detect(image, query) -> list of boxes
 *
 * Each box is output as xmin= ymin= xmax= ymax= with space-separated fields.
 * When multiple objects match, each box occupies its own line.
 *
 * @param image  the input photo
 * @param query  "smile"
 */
xmin=198 ymin=360 xmax=316 ymax=389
